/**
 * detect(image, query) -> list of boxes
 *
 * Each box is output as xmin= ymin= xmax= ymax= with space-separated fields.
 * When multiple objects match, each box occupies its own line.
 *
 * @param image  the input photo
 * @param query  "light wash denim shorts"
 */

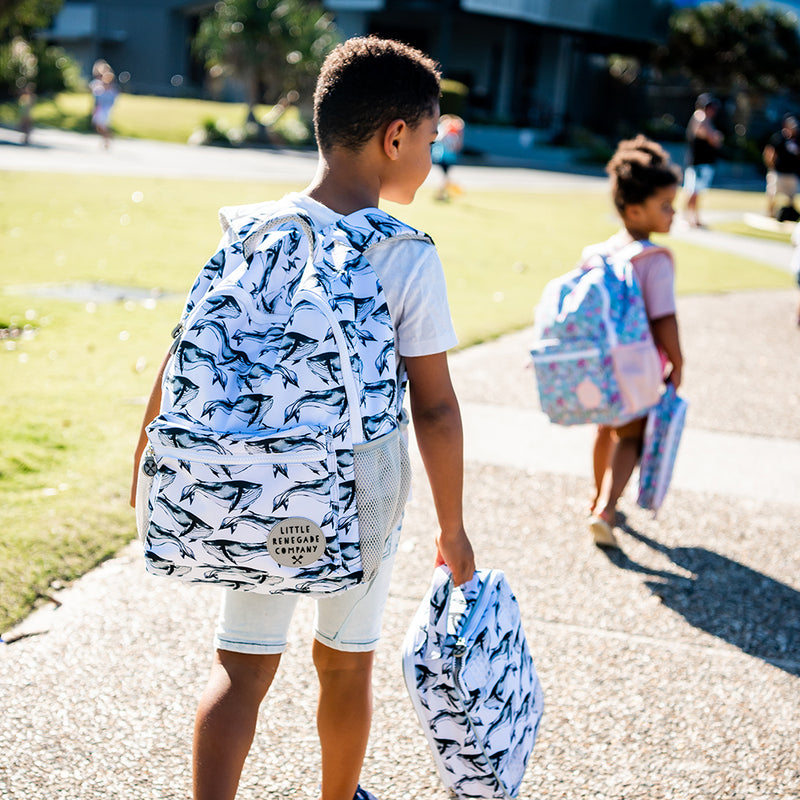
xmin=683 ymin=163 xmax=715 ymax=195
xmin=214 ymin=527 xmax=400 ymax=654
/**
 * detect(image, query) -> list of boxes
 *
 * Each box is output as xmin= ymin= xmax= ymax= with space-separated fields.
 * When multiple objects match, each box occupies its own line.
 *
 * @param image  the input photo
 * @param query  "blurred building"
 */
xmin=328 ymin=0 xmax=673 ymax=134
xmin=41 ymin=0 xmax=212 ymax=96
xmin=43 ymin=0 xmax=675 ymax=134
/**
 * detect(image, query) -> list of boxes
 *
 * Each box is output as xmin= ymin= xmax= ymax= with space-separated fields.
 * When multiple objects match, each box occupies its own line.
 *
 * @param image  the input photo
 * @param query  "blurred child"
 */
xmin=587 ymin=136 xmax=684 ymax=548
xmin=18 ymin=84 xmax=35 ymax=145
xmin=682 ymin=93 xmax=722 ymax=228
xmin=791 ymin=223 xmax=800 ymax=327
xmin=431 ymin=113 xmax=464 ymax=201
xmin=90 ymin=59 xmax=119 ymax=149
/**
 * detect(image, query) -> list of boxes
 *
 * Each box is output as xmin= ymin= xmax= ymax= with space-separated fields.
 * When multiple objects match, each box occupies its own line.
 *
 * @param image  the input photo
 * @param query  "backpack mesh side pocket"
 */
xmin=353 ymin=428 xmax=412 ymax=580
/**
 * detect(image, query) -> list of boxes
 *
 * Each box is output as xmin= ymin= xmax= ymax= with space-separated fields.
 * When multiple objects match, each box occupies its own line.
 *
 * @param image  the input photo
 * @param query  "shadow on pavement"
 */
xmin=604 ymin=527 xmax=800 ymax=675
xmin=0 ymin=138 xmax=51 ymax=150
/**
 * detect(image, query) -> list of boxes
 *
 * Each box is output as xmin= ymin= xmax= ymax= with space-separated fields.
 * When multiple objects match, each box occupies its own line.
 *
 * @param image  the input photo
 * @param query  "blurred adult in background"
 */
xmin=763 ymin=114 xmax=800 ymax=220
xmin=18 ymin=84 xmax=35 ymax=145
xmin=682 ymin=93 xmax=723 ymax=228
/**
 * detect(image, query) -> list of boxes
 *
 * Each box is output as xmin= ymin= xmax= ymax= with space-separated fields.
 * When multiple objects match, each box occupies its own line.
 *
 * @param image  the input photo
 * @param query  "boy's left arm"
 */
xmin=129 ymin=349 xmax=171 ymax=507
xmin=651 ymin=313 xmax=683 ymax=390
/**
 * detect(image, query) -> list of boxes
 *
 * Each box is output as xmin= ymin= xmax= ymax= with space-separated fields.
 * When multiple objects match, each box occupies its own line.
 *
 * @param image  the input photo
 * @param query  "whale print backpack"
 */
xmin=530 ymin=241 xmax=664 ymax=427
xmin=402 ymin=568 xmax=544 ymax=799
xmin=136 ymin=202 xmax=430 ymax=595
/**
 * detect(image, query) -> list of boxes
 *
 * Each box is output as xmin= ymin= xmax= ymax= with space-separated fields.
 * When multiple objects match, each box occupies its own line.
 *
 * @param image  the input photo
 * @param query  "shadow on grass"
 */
xmin=603 ymin=524 xmax=800 ymax=675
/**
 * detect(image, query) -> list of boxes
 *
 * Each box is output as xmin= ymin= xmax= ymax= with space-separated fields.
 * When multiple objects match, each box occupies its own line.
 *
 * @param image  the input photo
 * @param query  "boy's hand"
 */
xmin=435 ymin=526 xmax=475 ymax=586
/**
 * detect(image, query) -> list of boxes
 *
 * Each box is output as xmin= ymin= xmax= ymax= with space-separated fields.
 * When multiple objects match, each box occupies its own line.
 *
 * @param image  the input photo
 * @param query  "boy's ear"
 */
xmin=383 ymin=118 xmax=407 ymax=160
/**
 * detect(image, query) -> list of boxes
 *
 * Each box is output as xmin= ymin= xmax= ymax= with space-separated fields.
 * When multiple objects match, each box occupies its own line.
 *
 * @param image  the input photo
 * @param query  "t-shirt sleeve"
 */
xmin=635 ymin=250 xmax=676 ymax=320
xmin=368 ymin=237 xmax=458 ymax=358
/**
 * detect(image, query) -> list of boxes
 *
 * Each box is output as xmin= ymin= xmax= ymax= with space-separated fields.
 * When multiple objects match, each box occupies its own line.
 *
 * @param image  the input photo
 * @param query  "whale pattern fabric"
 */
xmin=403 ymin=568 xmax=544 ymax=798
xmin=139 ymin=204 xmax=429 ymax=594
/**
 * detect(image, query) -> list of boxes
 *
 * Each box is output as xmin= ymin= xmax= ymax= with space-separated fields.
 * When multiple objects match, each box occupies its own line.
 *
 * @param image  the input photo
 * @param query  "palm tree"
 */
xmin=656 ymin=0 xmax=800 ymax=95
xmin=194 ymin=0 xmax=339 ymax=126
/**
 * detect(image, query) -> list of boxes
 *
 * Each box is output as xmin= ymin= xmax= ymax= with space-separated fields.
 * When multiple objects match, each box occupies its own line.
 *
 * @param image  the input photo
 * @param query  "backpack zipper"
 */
xmin=150 ymin=444 xmax=325 ymax=466
xmin=452 ymin=570 xmax=500 ymax=658
xmin=450 ymin=570 xmax=516 ymax=800
xmin=530 ymin=346 xmax=601 ymax=361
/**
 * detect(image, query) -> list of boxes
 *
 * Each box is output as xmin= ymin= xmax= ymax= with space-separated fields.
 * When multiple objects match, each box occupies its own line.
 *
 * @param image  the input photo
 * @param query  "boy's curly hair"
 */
xmin=606 ymin=135 xmax=682 ymax=213
xmin=313 ymin=36 xmax=441 ymax=152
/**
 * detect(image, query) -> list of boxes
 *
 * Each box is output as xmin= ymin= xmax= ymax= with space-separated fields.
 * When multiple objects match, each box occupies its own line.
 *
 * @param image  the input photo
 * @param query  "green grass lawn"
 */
xmin=0 ymin=172 xmax=792 ymax=632
xmin=0 ymin=92 xmax=308 ymax=144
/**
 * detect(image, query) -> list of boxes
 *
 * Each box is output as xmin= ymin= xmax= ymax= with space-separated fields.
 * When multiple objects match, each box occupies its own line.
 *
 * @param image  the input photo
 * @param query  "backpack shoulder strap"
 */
xmin=613 ymin=239 xmax=671 ymax=265
xmin=326 ymin=207 xmax=433 ymax=253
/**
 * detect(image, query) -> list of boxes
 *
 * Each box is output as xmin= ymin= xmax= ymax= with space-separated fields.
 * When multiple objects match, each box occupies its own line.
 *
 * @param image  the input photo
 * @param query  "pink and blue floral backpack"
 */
xmin=530 ymin=241 xmax=664 ymax=427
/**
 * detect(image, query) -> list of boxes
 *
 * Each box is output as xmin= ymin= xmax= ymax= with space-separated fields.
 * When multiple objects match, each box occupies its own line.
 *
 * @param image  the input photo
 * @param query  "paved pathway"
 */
xmin=0 ymin=125 xmax=607 ymax=191
xmin=2 ymin=127 xmax=798 ymax=800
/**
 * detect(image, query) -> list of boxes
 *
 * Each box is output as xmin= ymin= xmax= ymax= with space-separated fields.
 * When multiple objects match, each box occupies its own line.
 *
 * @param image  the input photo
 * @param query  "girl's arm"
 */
xmin=651 ymin=313 xmax=683 ymax=390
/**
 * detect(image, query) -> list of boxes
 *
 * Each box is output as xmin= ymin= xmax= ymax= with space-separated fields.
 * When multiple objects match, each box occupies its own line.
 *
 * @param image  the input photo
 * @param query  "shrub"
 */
xmin=440 ymin=78 xmax=468 ymax=116
xmin=0 ymin=38 xmax=83 ymax=100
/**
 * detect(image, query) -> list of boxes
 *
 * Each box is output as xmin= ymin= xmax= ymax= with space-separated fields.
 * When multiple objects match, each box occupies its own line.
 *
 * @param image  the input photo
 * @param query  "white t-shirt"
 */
xmin=217 ymin=193 xmax=458 ymax=361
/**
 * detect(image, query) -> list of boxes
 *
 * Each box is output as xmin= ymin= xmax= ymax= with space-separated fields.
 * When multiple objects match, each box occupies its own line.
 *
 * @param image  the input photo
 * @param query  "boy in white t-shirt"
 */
xmin=130 ymin=36 xmax=475 ymax=800
xmin=588 ymin=136 xmax=684 ymax=548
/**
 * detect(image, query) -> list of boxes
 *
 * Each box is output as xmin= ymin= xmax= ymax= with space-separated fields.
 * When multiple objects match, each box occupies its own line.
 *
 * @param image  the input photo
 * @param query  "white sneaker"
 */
xmin=589 ymin=515 xmax=619 ymax=549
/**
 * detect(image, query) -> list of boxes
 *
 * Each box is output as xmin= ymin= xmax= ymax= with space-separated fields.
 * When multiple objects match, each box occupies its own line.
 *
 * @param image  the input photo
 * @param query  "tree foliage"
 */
xmin=194 ymin=0 xmax=339 ymax=111
xmin=0 ymin=0 xmax=79 ymax=100
xmin=656 ymin=0 xmax=800 ymax=94
xmin=0 ymin=0 xmax=63 ymax=39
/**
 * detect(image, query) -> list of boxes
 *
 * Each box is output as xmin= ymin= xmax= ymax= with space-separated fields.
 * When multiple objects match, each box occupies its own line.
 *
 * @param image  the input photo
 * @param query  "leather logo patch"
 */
xmin=267 ymin=518 xmax=326 ymax=567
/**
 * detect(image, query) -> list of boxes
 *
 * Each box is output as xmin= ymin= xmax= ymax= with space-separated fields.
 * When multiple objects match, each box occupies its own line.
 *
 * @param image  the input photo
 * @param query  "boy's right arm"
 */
xmin=129 ymin=349 xmax=171 ymax=507
xmin=405 ymin=352 xmax=475 ymax=586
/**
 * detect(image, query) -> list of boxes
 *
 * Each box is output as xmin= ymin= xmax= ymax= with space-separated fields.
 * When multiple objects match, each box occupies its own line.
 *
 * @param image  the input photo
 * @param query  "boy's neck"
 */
xmin=303 ymin=150 xmax=382 ymax=215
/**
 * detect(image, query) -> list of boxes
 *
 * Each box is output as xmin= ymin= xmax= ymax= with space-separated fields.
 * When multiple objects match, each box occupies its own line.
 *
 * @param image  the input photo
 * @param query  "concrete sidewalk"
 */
xmin=459 ymin=399 xmax=800 ymax=506
xmin=2 ymin=288 xmax=798 ymax=800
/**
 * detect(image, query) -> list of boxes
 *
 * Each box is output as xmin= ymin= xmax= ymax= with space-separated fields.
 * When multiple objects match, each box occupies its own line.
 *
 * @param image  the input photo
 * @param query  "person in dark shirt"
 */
xmin=682 ymin=93 xmax=723 ymax=228
xmin=763 ymin=114 xmax=800 ymax=219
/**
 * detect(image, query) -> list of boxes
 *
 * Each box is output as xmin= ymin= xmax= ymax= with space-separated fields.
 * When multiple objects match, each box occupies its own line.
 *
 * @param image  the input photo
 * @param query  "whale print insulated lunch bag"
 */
xmin=403 ymin=567 xmax=545 ymax=799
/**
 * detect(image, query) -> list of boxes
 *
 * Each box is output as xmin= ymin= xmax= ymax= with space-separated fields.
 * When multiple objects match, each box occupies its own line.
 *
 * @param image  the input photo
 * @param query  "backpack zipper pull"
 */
xmin=142 ymin=445 xmax=158 ymax=477
xmin=168 ymin=322 xmax=183 ymax=355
